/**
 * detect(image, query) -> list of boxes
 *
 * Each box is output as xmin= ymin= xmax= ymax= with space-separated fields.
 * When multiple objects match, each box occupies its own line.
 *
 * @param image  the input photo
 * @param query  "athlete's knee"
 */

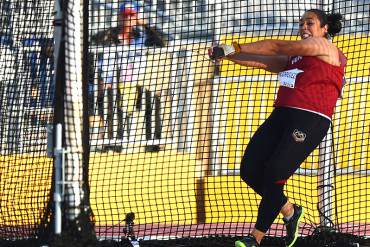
xmin=240 ymin=162 xmax=264 ymax=195
xmin=262 ymin=173 xmax=287 ymax=198
xmin=240 ymin=162 xmax=254 ymax=184
xmin=263 ymin=164 xmax=290 ymax=186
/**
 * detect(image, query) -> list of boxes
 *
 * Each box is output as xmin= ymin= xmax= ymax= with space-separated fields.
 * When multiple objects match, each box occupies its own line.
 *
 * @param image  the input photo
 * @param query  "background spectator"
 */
xmin=91 ymin=0 xmax=168 ymax=47
xmin=90 ymin=0 xmax=167 ymax=145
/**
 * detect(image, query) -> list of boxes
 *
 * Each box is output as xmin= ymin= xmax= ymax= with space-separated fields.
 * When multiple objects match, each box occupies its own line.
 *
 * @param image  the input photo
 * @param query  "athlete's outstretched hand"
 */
xmin=208 ymin=42 xmax=240 ymax=60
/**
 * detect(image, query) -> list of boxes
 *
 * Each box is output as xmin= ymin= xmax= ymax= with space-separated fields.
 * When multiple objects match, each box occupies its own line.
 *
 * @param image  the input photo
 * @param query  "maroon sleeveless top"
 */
xmin=274 ymin=50 xmax=347 ymax=119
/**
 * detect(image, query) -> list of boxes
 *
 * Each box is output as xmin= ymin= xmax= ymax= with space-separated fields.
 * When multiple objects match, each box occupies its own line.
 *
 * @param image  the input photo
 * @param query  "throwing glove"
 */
xmin=208 ymin=42 xmax=241 ymax=60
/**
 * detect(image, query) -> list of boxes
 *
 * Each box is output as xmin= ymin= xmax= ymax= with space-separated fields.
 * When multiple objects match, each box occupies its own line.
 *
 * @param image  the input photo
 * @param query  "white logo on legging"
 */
xmin=292 ymin=129 xmax=306 ymax=142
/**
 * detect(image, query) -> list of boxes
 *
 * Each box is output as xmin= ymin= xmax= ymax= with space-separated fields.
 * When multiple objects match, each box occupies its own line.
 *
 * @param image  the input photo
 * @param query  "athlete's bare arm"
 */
xmin=236 ymin=37 xmax=340 ymax=66
xmin=225 ymin=54 xmax=289 ymax=73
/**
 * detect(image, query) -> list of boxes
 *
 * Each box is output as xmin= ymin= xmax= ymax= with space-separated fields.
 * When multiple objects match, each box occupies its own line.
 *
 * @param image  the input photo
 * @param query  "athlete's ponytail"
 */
xmin=327 ymin=13 xmax=343 ymax=37
xmin=307 ymin=9 xmax=343 ymax=38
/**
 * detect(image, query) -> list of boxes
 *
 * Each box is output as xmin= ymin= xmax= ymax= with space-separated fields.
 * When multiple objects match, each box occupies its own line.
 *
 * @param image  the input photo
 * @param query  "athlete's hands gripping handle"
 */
xmin=208 ymin=42 xmax=241 ymax=60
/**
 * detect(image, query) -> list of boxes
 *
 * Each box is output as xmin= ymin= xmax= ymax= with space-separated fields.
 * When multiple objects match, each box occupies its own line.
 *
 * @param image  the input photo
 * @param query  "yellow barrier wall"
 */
xmin=203 ymin=175 xmax=319 ymax=224
xmin=89 ymin=152 xmax=199 ymax=225
xmin=0 ymin=152 xmax=200 ymax=227
xmin=335 ymin=175 xmax=370 ymax=224
xmin=0 ymin=155 xmax=52 ymax=226
xmin=2 ymin=154 xmax=370 ymax=228
xmin=203 ymin=175 xmax=370 ymax=225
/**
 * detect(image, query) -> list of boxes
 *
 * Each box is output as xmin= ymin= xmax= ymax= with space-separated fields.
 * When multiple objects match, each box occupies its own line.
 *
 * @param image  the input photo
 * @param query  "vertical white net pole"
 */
xmin=54 ymin=123 xmax=63 ymax=234
xmin=318 ymin=126 xmax=334 ymax=228
xmin=64 ymin=0 xmax=84 ymax=221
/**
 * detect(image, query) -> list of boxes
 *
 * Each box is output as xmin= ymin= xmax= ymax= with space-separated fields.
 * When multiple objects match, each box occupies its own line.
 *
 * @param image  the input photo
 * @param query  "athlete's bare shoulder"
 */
xmin=303 ymin=37 xmax=340 ymax=66
xmin=325 ymin=40 xmax=341 ymax=66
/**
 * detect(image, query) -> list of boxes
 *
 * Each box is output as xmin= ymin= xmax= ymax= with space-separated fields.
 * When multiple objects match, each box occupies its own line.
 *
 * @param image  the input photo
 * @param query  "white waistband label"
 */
xmin=278 ymin=68 xmax=304 ymax=88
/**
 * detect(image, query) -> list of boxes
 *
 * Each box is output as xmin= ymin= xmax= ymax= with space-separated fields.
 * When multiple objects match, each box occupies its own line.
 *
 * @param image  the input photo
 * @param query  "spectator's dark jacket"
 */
xmin=91 ymin=25 xmax=167 ymax=47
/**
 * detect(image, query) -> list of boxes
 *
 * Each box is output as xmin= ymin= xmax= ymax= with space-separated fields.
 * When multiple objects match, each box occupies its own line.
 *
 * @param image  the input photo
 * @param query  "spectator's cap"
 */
xmin=119 ymin=1 xmax=140 ymax=15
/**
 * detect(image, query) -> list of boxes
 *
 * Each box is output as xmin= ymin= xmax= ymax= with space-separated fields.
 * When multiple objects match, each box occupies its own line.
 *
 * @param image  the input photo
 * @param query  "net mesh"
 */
xmin=0 ymin=0 xmax=54 ymax=239
xmin=87 ymin=0 xmax=370 ymax=245
xmin=0 ymin=0 xmax=369 ymax=246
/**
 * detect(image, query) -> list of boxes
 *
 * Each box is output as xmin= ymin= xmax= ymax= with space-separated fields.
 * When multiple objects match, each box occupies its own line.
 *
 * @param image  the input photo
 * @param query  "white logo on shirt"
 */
xmin=278 ymin=68 xmax=304 ymax=88
xmin=291 ymin=56 xmax=302 ymax=64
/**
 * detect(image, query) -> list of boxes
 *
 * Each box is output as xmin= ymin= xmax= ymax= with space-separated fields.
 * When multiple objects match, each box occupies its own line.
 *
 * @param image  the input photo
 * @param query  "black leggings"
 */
xmin=240 ymin=107 xmax=330 ymax=233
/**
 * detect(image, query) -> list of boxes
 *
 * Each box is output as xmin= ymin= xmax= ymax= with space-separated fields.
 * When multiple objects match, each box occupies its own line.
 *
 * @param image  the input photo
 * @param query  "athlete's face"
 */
xmin=299 ymin=11 xmax=328 ymax=39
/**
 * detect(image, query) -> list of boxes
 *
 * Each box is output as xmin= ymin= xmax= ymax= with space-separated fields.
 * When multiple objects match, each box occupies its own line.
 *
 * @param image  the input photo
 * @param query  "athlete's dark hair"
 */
xmin=307 ymin=9 xmax=343 ymax=37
